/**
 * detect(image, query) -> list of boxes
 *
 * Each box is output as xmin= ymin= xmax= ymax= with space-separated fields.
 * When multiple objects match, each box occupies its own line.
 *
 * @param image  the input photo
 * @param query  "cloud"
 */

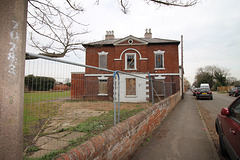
xmin=27 ymin=0 xmax=240 ymax=84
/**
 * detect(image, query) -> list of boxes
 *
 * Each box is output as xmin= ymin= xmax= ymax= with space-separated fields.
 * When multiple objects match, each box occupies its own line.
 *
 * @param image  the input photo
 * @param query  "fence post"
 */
xmin=117 ymin=74 xmax=120 ymax=123
xmin=148 ymin=74 xmax=154 ymax=104
xmin=163 ymin=81 xmax=166 ymax=98
xmin=170 ymin=82 xmax=173 ymax=96
xmin=0 ymin=1 xmax=28 ymax=159
xmin=113 ymin=71 xmax=120 ymax=125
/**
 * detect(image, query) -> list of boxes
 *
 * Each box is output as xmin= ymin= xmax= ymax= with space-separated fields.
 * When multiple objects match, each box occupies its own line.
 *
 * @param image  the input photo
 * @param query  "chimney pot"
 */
xmin=105 ymin=30 xmax=115 ymax=40
xmin=145 ymin=28 xmax=152 ymax=38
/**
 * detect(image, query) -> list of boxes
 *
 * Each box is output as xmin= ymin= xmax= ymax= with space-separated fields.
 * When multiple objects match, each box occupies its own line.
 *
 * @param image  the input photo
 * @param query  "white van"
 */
xmin=200 ymin=83 xmax=210 ymax=89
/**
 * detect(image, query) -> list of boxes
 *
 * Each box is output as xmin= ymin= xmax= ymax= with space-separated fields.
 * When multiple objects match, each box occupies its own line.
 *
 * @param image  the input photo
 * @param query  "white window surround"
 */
xmin=154 ymin=50 xmax=165 ymax=70
xmin=125 ymin=53 xmax=137 ymax=70
xmin=98 ymin=76 xmax=108 ymax=96
xmin=97 ymin=76 xmax=109 ymax=80
xmin=154 ymin=75 xmax=166 ymax=80
xmin=98 ymin=51 xmax=108 ymax=56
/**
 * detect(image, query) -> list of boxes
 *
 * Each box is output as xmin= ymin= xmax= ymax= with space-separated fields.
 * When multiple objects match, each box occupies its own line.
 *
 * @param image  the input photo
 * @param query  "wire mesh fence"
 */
xmin=23 ymin=53 xmax=177 ymax=159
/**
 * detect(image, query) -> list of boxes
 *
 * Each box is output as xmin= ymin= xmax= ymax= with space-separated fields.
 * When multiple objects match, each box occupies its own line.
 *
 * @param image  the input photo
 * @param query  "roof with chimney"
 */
xmin=82 ymin=29 xmax=180 ymax=47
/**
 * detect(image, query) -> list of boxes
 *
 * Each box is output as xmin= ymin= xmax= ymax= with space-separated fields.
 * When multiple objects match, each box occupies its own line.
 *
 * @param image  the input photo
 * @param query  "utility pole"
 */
xmin=181 ymin=35 xmax=184 ymax=99
xmin=0 ymin=1 xmax=28 ymax=159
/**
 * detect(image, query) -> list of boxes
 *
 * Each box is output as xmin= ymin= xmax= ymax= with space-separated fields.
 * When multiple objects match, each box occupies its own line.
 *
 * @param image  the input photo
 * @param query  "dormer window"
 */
xmin=154 ymin=50 xmax=165 ymax=70
xmin=125 ymin=53 xmax=136 ymax=70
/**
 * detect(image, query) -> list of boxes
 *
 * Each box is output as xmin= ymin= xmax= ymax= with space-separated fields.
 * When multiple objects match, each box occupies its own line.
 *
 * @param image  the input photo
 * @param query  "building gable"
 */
xmin=113 ymin=35 xmax=148 ymax=46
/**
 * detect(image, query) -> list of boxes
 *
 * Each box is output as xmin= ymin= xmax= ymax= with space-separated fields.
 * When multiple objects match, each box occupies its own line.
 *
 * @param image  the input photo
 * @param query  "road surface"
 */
xmin=196 ymin=91 xmax=237 ymax=160
xmin=196 ymin=92 xmax=236 ymax=122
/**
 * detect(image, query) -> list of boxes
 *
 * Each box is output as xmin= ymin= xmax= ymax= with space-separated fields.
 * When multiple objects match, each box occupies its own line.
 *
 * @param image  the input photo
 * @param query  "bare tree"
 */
xmin=27 ymin=0 xmax=198 ymax=58
xmin=27 ymin=0 xmax=88 ymax=58
xmin=193 ymin=65 xmax=230 ymax=89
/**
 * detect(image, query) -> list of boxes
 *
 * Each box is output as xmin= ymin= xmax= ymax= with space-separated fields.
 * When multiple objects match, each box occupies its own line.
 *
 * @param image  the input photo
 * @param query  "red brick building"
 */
xmin=71 ymin=29 xmax=180 ymax=102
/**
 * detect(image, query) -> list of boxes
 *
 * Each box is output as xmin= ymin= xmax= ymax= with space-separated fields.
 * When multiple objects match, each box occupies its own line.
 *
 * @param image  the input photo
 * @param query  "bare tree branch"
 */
xmin=116 ymin=0 xmax=198 ymax=14
xmin=148 ymin=0 xmax=198 ymax=7
xmin=118 ymin=0 xmax=131 ymax=14
xmin=27 ymin=0 xmax=198 ymax=58
xmin=27 ymin=0 xmax=88 ymax=58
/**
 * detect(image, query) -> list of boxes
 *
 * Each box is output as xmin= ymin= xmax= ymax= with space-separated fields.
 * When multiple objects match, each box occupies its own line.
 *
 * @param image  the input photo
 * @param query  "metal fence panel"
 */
xmin=23 ymin=53 xmax=177 ymax=159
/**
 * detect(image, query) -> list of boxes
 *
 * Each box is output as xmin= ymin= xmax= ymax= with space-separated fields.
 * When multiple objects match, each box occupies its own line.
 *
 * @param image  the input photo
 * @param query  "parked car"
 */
xmin=229 ymin=87 xmax=240 ymax=97
xmin=192 ymin=88 xmax=199 ymax=96
xmin=196 ymin=88 xmax=213 ymax=100
xmin=215 ymin=97 xmax=240 ymax=160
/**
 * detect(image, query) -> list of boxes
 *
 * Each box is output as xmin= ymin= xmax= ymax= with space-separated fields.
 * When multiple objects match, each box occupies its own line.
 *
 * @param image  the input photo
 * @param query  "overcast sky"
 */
xmin=26 ymin=0 xmax=240 ymax=84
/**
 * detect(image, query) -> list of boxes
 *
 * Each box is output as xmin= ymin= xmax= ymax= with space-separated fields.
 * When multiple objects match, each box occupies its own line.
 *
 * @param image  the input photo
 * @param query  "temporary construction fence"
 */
xmin=24 ymin=53 xmax=177 ymax=159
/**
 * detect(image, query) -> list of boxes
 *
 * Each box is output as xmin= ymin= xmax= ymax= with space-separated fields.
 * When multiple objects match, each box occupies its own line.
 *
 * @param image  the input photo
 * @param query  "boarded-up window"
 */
xmin=99 ymin=80 xmax=107 ymax=94
xmin=126 ymin=78 xmax=136 ymax=95
xmin=99 ymin=54 xmax=107 ymax=68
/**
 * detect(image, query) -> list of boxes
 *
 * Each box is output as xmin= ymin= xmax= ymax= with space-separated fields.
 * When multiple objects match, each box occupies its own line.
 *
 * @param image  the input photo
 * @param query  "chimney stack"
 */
xmin=144 ymin=28 xmax=152 ymax=38
xmin=105 ymin=30 xmax=115 ymax=40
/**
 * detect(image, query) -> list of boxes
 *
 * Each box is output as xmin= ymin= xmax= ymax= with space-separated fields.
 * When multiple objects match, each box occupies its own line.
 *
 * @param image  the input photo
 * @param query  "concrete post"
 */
xmin=0 ymin=1 xmax=28 ymax=159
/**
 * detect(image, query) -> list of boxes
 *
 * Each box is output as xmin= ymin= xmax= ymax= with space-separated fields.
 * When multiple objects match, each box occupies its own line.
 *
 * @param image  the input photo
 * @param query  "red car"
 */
xmin=215 ymin=97 xmax=240 ymax=160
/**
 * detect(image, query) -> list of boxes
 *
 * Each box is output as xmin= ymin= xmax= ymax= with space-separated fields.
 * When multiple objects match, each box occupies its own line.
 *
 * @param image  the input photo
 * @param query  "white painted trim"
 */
xmin=71 ymin=72 xmax=85 ymax=74
xmin=85 ymin=74 xmax=113 ymax=77
xmin=154 ymin=50 xmax=165 ymax=54
xmin=98 ymin=94 xmax=108 ymax=96
xmin=155 ymin=75 xmax=166 ymax=80
xmin=154 ymin=68 xmax=166 ymax=70
xmin=150 ymin=73 xmax=180 ymax=76
xmin=97 ymin=76 xmax=109 ymax=80
xmin=98 ymin=51 xmax=108 ymax=55
xmin=115 ymin=43 xmax=148 ymax=46
xmin=114 ymin=48 xmax=148 ymax=61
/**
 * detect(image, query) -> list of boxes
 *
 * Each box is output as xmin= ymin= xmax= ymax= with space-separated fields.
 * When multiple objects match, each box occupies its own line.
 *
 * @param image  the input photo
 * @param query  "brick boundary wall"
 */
xmin=55 ymin=91 xmax=181 ymax=160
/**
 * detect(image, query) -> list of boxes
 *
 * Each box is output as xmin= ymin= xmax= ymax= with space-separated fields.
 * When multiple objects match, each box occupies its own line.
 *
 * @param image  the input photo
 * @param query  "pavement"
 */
xmin=131 ymin=91 xmax=220 ymax=160
xmin=27 ymin=131 xmax=86 ymax=158
xmin=24 ymin=106 xmax=104 ymax=158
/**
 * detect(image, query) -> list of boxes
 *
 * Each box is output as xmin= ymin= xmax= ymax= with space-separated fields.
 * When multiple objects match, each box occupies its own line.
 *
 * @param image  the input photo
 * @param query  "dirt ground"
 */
xmin=43 ymin=101 xmax=151 ymax=133
xmin=24 ymin=101 xmax=151 ymax=151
